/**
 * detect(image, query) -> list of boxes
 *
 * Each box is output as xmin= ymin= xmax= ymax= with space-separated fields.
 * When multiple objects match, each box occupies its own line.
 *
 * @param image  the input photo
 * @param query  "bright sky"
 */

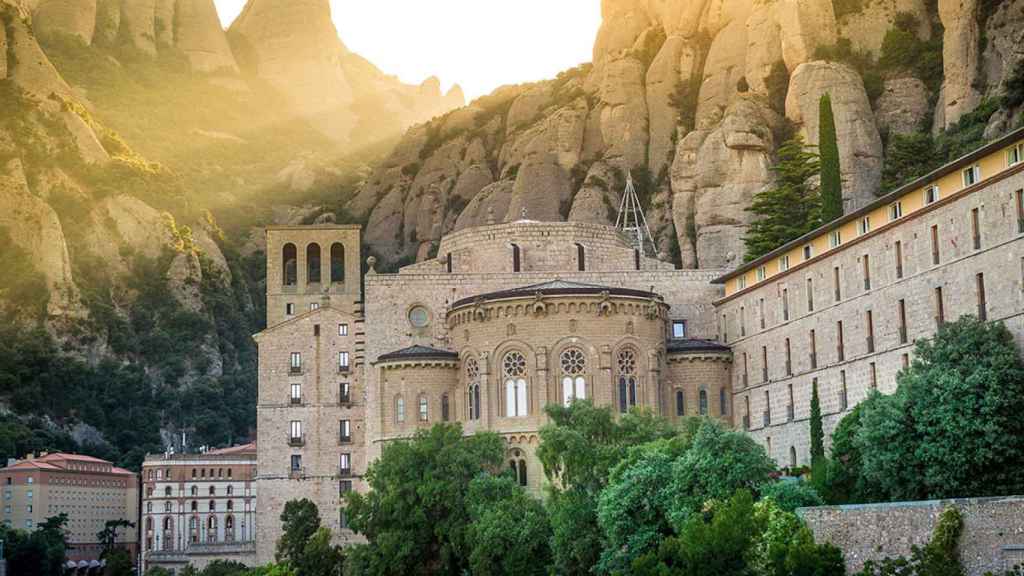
xmin=212 ymin=1 xmax=602 ymax=101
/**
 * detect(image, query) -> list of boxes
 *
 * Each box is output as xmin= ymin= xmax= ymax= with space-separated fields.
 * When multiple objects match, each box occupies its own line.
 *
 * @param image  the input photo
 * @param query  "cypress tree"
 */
xmin=810 ymin=377 xmax=825 ymax=467
xmin=819 ymin=93 xmax=843 ymax=222
xmin=743 ymin=136 xmax=822 ymax=261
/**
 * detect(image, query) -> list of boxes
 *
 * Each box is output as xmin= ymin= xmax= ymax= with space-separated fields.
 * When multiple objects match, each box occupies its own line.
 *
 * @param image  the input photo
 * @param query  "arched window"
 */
xmin=789 ymin=446 xmax=797 ymax=468
xmin=146 ymin=518 xmax=153 ymax=530
xmin=511 ymin=244 xmax=521 ymax=272
xmin=395 ymin=395 xmax=405 ymax=423
xmin=560 ymin=348 xmax=586 ymax=406
xmin=441 ymin=393 xmax=450 ymax=422
xmin=466 ymin=359 xmax=481 ymax=421
xmin=699 ymin=390 xmax=708 ymax=416
xmin=418 ymin=394 xmax=429 ymax=422
xmin=209 ymin=500 xmax=216 ymax=512
xmin=307 ymin=243 xmax=322 ymax=284
xmin=634 ymin=248 xmax=641 ymax=271
xmin=164 ymin=517 xmax=172 ymax=530
xmin=508 ymin=454 xmax=528 ymax=487
xmin=208 ymin=516 xmax=217 ymax=529
xmin=330 ymin=243 xmax=345 ymax=283
xmin=165 ymin=502 xmax=172 ymax=513
xmin=226 ymin=516 xmax=234 ymax=529
xmin=227 ymin=500 xmax=233 ymax=511
xmin=503 ymin=351 xmax=528 ymax=417
xmin=227 ymin=468 xmax=232 ymax=478
xmin=575 ymin=243 xmax=586 ymax=271
xmin=227 ymin=485 xmax=233 ymax=496
xmin=191 ymin=468 xmax=197 ymax=478
xmin=720 ymin=389 xmax=728 ymax=416
xmin=518 ymin=459 xmax=528 ymax=487
xmin=164 ymin=486 xmax=172 ymax=497
xmin=191 ymin=501 xmax=197 ymax=512
xmin=208 ymin=486 xmax=215 ymax=496
xmin=282 ymin=244 xmax=297 ymax=286
xmin=446 ymin=253 xmax=453 ymax=273
xmin=190 ymin=517 xmax=198 ymax=530
xmin=191 ymin=486 xmax=197 ymax=496
xmin=617 ymin=349 xmax=639 ymax=413
xmin=147 ymin=502 xmax=153 ymax=513
xmin=675 ymin=389 xmax=685 ymax=416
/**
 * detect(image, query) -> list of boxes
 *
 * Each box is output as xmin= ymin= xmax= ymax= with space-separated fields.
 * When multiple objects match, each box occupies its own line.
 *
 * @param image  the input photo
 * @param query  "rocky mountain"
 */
xmin=0 ymin=0 xmax=462 ymax=464
xmin=348 ymin=0 xmax=1024 ymax=270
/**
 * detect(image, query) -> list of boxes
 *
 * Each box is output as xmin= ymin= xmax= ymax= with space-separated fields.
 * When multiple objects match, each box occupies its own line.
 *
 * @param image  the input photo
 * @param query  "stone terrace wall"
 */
xmin=800 ymin=497 xmax=1024 ymax=575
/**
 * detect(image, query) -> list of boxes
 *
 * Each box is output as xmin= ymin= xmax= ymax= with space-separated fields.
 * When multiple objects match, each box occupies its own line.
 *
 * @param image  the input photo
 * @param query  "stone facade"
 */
xmin=800 ymin=497 xmax=1024 ymax=575
xmin=140 ymin=444 xmax=258 ymax=574
xmin=716 ymin=131 xmax=1024 ymax=468
xmin=253 ymin=128 xmax=1024 ymax=564
xmin=255 ymin=226 xmax=366 ymax=563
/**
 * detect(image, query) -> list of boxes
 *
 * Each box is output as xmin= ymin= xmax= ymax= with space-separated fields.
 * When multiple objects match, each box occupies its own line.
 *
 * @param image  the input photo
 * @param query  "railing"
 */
xmin=287 ymin=434 xmax=305 ymax=447
xmin=787 ymin=405 xmax=795 ymax=422
xmin=339 ymin=435 xmax=351 ymax=445
xmin=289 ymin=366 xmax=302 ymax=375
xmin=338 ymin=365 xmax=350 ymax=374
xmin=290 ymin=396 xmax=302 ymax=405
xmin=338 ymin=467 xmax=352 ymax=478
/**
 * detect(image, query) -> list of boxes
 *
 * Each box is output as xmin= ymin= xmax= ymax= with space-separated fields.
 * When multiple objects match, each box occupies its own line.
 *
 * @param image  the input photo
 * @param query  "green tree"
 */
xmin=103 ymin=548 xmax=134 ymax=576
xmin=595 ymin=421 xmax=774 ymax=573
xmin=743 ymin=136 xmax=822 ymax=261
xmin=759 ymin=481 xmax=823 ymax=514
xmin=857 ymin=317 xmax=1024 ymax=501
xmin=536 ymin=401 xmax=678 ymax=575
xmin=144 ymin=568 xmax=174 ymax=576
xmin=294 ymin=527 xmax=344 ymax=576
xmin=344 ymin=423 xmax=505 ymax=576
xmin=98 ymin=518 xmax=135 ymax=556
xmin=819 ymin=93 xmax=843 ymax=222
xmin=275 ymin=499 xmax=322 ymax=569
xmin=465 ymin=475 xmax=551 ymax=576
xmin=809 ymin=378 xmax=825 ymax=469
xmin=631 ymin=490 xmax=760 ymax=576
xmin=199 ymin=560 xmax=251 ymax=576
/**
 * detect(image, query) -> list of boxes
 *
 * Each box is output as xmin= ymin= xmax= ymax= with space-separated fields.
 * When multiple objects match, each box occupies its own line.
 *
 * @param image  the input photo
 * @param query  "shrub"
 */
xmin=759 ymin=480 xmax=824 ymax=513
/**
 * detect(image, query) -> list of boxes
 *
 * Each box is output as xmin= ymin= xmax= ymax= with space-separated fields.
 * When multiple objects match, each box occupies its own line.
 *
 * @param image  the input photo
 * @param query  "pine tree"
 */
xmin=743 ymin=136 xmax=822 ymax=262
xmin=819 ymin=93 xmax=843 ymax=222
xmin=810 ymin=378 xmax=825 ymax=467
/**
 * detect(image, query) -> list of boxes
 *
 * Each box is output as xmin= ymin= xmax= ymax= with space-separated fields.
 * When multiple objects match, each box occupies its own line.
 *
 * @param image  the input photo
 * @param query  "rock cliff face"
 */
xmin=348 ymin=0 xmax=1024 ymax=271
xmin=228 ymin=0 xmax=464 ymax=144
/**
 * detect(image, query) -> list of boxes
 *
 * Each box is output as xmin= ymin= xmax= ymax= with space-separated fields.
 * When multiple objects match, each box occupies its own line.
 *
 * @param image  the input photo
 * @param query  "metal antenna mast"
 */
xmin=615 ymin=169 xmax=656 ymax=257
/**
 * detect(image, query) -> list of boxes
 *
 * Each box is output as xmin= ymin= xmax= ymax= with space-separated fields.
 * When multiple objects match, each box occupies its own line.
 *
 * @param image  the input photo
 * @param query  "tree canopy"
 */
xmin=819 ymin=93 xmax=843 ymax=223
xmin=743 ymin=136 xmax=822 ymax=262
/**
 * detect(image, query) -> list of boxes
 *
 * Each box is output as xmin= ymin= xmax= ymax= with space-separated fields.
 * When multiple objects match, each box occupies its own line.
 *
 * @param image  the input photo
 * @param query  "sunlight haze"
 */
xmin=212 ymin=0 xmax=602 ymax=101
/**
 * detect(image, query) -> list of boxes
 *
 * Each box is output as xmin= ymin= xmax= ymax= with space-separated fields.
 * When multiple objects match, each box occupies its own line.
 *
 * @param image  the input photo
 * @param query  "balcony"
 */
xmin=787 ymin=404 xmax=794 ymax=422
xmin=338 ymin=467 xmax=352 ymax=478
xmin=762 ymin=411 xmax=771 ymax=427
xmin=290 ymin=396 xmax=303 ymax=406
xmin=287 ymin=434 xmax=305 ymax=447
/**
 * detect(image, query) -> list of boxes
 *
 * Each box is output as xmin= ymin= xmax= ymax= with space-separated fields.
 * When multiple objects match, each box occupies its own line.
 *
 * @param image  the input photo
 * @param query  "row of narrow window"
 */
xmin=738 ymin=272 xmax=989 ymax=389
xmin=288 ymin=351 xmax=349 ymax=372
xmin=674 ymin=388 xmax=728 ymax=417
xmin=724 ymin=191 xmax=1021 ymax=341
xmin=282 ymin=243 xmax=345 ymax=285
xmin=446 ymin=243 xmax=647 ymax=274
xmin=150 ymin=484 xmax=236 ymax=498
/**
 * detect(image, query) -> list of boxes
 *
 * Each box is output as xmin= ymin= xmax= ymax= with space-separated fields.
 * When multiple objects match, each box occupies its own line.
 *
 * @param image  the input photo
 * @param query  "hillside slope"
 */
xmin=0 ymin=0 xmax=462 ymax=467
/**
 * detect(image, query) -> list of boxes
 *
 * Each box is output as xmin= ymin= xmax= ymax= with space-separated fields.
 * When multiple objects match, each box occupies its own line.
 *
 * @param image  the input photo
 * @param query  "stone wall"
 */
xmin=719 ymin=168 xmax=1024 ymax=468
xmin=800 ymin=497 xmax=1024 ymax=575
xmin=665 ymin=351 xmax=733 ymax=423
xmin=425 ymin=220 xmax=675 ymax=275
